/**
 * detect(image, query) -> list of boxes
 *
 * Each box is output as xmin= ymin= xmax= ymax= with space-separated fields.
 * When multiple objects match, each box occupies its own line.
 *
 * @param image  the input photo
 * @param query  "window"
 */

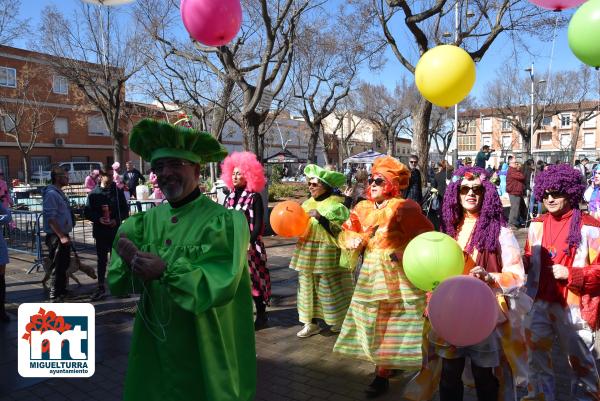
xmin=0 ymin=157 xmax=8 ymax=178
xmin=480 ymin=117 xmax=492 ymax=133
xmin=73 ymin=163 xmax=92 ymax=171
xmin=467 ymin=120 xmax=476 ymax=135
xmin=0 ymin=67 xmax=16 ymax=88
xmin=560 ymin=133 xmax=571 ymax=147
xmin=501 ymin=119 xmax=512 ymax=132
xmin=52 ymin=75 xmax=68 ymax=95
xmin=583 ymin=116 xmax=596 ymax=129
xmin=584 ymin=132 xmax=595 ymax=148
xmin=31 ymin=156 xmax=51 ymax=175
xmin=87 ymin=115 xmax=109 ymax=136
xmin=482 ymin=135 xmax=492 ymax=147
xmin=1 ymin=114 xmax=15 ymax=133
xmin=560 ymin=113 xmax=571 ymax=128
xmin=539 ymin=133 xmax=552 ymax=146
xmin=71 ymin=157 xmax=89 ymax=163
xmin=542 ymin=116 xmax=552 ymax=127
xmin=458 ymin=135 xmax=476 ymax=151
xmin=501 ymin=135 xmax=512 ymax=148
xmin=54 ymin=117 xmax=68 ymax=135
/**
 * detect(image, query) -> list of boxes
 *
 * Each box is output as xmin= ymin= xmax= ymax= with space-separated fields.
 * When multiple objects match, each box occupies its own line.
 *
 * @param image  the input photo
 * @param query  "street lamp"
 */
xmin=524 ymin=63 xmax=546 ymax=157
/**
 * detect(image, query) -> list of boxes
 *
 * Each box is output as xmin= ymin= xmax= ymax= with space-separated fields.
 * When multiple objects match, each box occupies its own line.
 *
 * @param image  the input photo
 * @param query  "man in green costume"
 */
xmin=108 ymin=119 xmax=256 ymax=401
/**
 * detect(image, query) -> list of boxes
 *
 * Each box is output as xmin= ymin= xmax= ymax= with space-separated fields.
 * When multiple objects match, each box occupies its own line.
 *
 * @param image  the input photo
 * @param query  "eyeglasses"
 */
xmin=152 ymin=160 xmax=194 ymax=173
xmin=368 ymin=177 xmax=386 ymax=186
xmin=459 ymin=185 xmax=484 ymax=196
xmin=543 ymin=191 xmax=566 ymax=200
xmin=307 ymin=182 xmax=321 ymax=188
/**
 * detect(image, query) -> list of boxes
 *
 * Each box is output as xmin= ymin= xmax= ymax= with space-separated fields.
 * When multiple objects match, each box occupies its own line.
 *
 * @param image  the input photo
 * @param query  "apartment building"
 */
xmin=0 ymin=45 xmax=164 ymax=181
xmin=457 ymin=102 xmax=600 ymax=166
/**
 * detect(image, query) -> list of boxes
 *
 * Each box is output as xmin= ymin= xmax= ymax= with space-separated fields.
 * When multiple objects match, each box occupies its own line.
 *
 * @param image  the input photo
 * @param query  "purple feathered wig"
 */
xmin=533 ymin=163 xmax=586 ymax=250
xmin=220 ymin=151 xmax=266 ymax=193
xmin=441 ymin=166 xmax=507 ymax=254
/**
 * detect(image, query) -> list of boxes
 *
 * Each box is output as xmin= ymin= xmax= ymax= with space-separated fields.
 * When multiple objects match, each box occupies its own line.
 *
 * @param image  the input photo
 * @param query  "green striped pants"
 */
xmin=297 ymin=271 xmax=353 ymax=326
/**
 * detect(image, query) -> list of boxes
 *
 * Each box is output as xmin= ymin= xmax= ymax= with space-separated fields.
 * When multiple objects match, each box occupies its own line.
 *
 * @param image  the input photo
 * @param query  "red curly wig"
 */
xmin=365 ymin=173 xmax=400 ymax=201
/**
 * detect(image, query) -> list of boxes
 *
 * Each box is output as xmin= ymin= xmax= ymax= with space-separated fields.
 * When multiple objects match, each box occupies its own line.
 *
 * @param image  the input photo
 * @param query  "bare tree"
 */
xmin=0 ymin=0 xmax=29 ymax=45
xmin=37 ymin=3 xmax=148 ymax=163
xmin=484 ymin=64 xmax=564 ymax=156
xmin=553 ymin=67 xmax=599 ymax=163
xmin=292 ymin=4 xmax=382 ymax=164
xmin=356 ymin=82 xmax=411 ymax=156
xmin=371 ymin=0 xmax=555 ymax=174
xmin=135 ymin=0 xmax=314 ymax=160
xmin=0 ymin=63 xmax=55 ymax=182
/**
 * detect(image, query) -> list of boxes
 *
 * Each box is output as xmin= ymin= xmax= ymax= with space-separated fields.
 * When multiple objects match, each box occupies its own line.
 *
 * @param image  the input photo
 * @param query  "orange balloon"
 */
xmin=270 ymin=201 xmax=309 ymax=237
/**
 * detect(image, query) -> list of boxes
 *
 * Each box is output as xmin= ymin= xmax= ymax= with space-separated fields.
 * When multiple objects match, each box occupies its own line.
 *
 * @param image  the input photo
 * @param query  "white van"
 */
xmin=30 ymin=162 xmax=104 ymax=184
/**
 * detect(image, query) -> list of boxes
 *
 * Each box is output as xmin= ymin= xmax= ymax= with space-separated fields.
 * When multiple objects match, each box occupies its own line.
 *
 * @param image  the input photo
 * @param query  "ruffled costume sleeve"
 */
xmin=491 ymin=227 xmax=525 ymax=292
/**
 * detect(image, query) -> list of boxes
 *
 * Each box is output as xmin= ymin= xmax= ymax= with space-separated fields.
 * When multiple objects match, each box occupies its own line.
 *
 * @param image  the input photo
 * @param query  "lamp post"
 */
xmin=524 ymin=63 xmax=546 ymax=158
xmin=443 ymin=4 xmax=475 ymax=165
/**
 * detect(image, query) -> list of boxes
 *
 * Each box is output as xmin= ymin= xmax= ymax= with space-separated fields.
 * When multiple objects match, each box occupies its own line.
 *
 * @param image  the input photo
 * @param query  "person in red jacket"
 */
xmin=522 ymin=163 xmax=600 ymax=401
xmin=506 ymin=160 xmax=526 ymax=229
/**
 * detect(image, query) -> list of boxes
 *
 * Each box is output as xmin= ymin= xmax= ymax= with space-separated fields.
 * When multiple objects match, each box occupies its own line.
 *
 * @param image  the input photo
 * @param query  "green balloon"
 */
xmin=402 ymin=231 xmax=465 ymax=291
xmin=568 ymin=0 xmax=600 ymax=68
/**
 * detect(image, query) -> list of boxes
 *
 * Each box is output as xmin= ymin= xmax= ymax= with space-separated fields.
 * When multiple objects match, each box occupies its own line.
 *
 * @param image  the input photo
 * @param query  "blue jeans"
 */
xmin=528 ymin=190 xmax=542 ymax=216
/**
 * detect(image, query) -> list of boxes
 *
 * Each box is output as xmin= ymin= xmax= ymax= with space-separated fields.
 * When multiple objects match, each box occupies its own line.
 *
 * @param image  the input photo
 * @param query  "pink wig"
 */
xmin=220 ymin=151 xmax=266 ymax=193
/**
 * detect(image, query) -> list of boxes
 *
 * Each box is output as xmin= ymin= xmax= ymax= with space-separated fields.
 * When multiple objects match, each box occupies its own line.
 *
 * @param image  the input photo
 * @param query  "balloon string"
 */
xmin=542 ymin=13 xmax=560 ymax=120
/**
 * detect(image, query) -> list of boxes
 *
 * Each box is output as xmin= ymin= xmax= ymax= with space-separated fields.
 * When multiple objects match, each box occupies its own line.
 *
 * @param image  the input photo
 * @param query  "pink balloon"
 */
xmin=527 ymin=0 xmax=587 ymax=10
xmin=428 ymin=275 xmax=498 ymax=347
xmin=180 ymin=0 xmax=242 ymax=47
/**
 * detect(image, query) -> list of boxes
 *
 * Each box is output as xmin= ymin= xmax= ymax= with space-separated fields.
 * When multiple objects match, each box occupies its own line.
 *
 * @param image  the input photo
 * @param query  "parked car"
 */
xmin=30 ymin=162 xmax=104 ymax=184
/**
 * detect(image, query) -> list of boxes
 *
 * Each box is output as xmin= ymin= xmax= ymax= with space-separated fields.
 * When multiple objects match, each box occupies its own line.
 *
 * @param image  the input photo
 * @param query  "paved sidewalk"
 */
xmin=0 ymin=231 xmax=575 ymax=400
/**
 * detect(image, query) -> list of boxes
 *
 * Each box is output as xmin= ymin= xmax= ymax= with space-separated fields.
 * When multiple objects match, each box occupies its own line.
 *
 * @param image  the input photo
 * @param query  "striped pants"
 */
xmin=297 ymin=271 xmax=353 ymax=326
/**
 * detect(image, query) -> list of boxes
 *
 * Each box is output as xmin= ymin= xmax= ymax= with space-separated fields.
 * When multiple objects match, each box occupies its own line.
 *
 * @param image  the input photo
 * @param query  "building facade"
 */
xmin=0 ymin=45 xmax=168 ymax=181
xmin=457 ymin=103 xmax=600 ymax=166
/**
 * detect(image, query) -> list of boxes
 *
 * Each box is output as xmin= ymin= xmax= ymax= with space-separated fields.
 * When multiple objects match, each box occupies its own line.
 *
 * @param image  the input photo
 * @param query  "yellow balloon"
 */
xmin=415 ymin=45 xmax=476 ymax=108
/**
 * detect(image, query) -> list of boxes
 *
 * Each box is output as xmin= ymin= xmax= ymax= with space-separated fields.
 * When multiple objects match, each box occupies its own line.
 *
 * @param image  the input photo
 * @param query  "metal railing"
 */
xmin=5 ymin=210 xmax=44 ymax=273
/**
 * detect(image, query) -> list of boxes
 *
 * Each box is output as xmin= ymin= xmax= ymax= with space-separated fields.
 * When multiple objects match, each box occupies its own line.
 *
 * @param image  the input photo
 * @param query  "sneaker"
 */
xmin=330 ymin=323 xmax=342 ymax=333
xmin=90 ymin=287 xmax=106 ymax=302
xmin=296 ymin=323 xmax=321 ymax=338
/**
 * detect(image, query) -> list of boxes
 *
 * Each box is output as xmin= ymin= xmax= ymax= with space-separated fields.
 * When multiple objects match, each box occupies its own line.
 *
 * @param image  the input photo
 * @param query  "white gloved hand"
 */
xmin=552 ymin=264 xmax=569 ymax=280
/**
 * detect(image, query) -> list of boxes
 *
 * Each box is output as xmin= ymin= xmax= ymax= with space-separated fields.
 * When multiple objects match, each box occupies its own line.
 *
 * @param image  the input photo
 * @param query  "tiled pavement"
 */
xmin=0 ymin=230 xmax=576 ymax=400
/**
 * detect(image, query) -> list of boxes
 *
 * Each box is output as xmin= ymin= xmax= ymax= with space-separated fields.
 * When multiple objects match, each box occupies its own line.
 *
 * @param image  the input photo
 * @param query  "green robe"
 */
xmin=108 ymin=194 xmax=256 ymax=401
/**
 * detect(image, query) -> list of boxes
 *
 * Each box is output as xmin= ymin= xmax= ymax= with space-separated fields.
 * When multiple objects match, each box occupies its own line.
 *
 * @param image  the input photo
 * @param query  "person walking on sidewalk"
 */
xmin=290 ymin=164 xmax=353 ymax=338
xmin=0 ymin=204 xmax=12 ymax=322
xmin=221 ymin=151 xmax=271 ymax=330
xmin=42 ymin=167 xmax=73 ymax=302
xmin=334 ymin=156 xmax=434 ymax=398
xmin=84 ymin=168 xmax=129 ymax=301
xmin=506 ymin=160 xmax=526 ymax=229
xmin=404 ymin=155 xmax=423 ymax=204
xmin=522 ymin=163 xmax=600 ymax=401
xmin=109 ymin=119 xmax=256 ymax=401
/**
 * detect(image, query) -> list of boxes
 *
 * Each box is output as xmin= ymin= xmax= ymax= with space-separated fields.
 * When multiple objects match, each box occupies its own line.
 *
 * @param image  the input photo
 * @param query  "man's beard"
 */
xmin=159 ymin=177 xmax=184 ymax=200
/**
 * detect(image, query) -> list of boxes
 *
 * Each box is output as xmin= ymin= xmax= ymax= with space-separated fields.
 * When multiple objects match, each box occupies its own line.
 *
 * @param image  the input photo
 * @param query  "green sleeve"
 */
xmin=319 ymin=200 xmax=350 ymax=224
xmin=162 ymin=210 xmax=250 ymax=315
xmin=107 ymin=213 xmax=145 ymax=296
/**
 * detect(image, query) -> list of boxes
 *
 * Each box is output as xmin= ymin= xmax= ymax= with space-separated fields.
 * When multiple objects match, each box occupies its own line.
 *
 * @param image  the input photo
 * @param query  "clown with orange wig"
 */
xmin=334 ymin=156 xmax=434 ymax=398
xmin=221 ymin=151 xmax=270 ymax=330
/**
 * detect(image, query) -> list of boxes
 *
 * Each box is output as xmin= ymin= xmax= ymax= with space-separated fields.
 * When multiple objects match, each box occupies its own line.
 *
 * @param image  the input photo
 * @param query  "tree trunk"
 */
xmin=22 ymin=153 xmax=29 ymax=184
xmin=571 ymin=123 xmax=581 ymax=164
xmin=241 ymin=113 xmax=261 ymax=157
xmin=412 ymin=97 xmax=433 ymax=180
xmin=386 ymin=130 xmax=396 ymax=156
xmin=307 ymin=125 xmax=320 ymax=164
xmin=211 ymin=79 xmax=234 ymax=141
xmin=113 ymin=129 xmax=124 ymax=164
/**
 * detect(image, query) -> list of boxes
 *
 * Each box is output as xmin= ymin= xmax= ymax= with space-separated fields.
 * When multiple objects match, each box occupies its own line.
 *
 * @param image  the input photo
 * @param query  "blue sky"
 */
xmin=16 ymin=0 xmax=586 ymax=104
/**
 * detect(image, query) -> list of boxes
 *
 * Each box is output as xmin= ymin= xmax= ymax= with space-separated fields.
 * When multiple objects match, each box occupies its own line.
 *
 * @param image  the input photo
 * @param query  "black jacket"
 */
xmin=405 ymin=169 xmax=423 ymax=204
xmin=123 ymin=168 xmax=145 ymax=191
xmin=84 ymin=183 xmax=129 ymax=238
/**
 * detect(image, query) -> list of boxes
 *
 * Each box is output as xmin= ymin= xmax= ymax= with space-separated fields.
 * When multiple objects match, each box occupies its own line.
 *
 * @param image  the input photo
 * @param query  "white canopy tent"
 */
xmin=343 ymin=150 xmax=386 ymax=164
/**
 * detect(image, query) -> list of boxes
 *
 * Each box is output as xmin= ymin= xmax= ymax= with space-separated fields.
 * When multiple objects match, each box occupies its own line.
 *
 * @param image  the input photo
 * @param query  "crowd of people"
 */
xmin=3 ymin=118 xmax=600 ymax=401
